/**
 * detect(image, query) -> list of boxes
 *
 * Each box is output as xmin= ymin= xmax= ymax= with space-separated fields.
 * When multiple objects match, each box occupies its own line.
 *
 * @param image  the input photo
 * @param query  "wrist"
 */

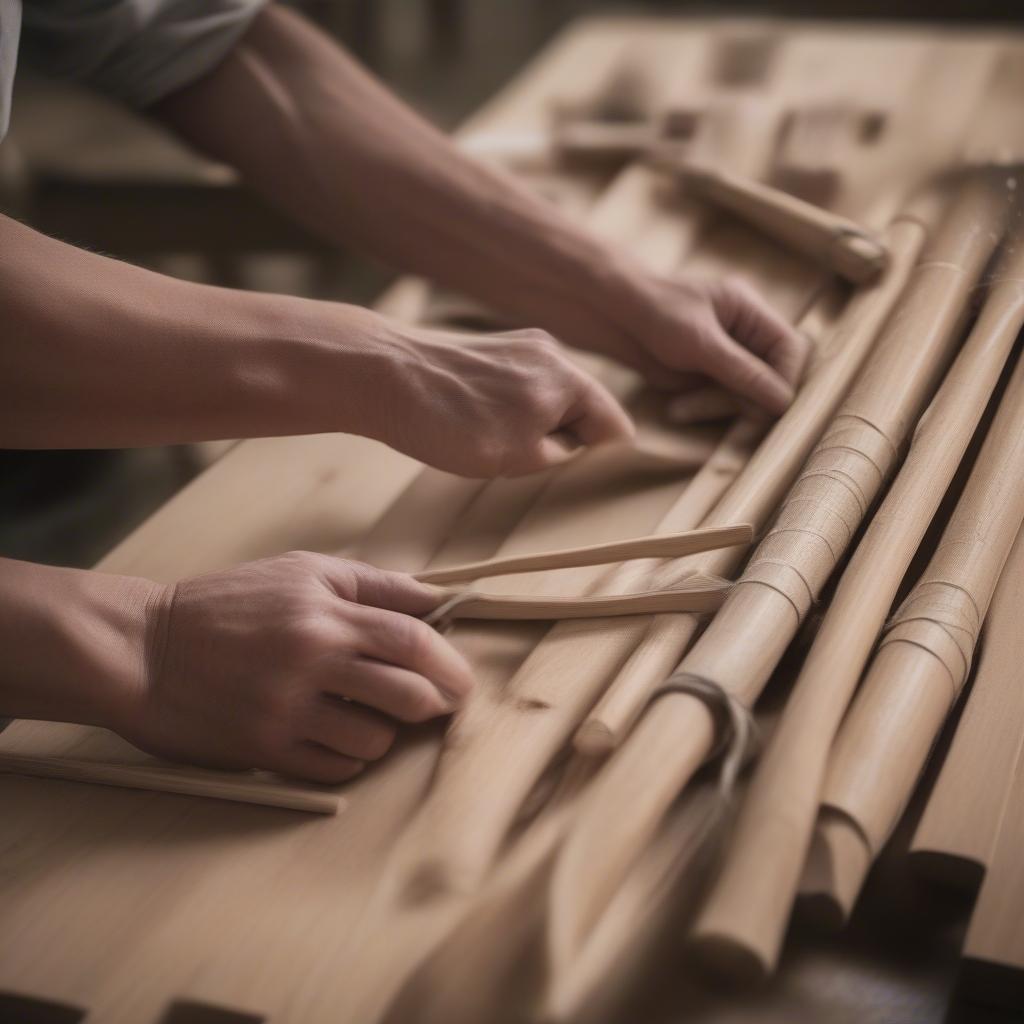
xmin=0 ymin=559 xmax=167 ymax=733
xmin=237 ymin=293 xmax=421 ymax=442
xmin=53 ymin=568 xmax=167 ymax=735
xmin=517 ymin=238 xmax=656 ymax=352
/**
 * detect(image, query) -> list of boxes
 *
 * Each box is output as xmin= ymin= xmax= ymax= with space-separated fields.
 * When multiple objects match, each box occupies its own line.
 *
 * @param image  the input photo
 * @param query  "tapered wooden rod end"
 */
xmin=834 ymin=231 xmax=890 ymax=284
xmin=798 ymin=809 xmax=873 ymax=926
xmin=688 ymin=932 xmax=770 ymax=988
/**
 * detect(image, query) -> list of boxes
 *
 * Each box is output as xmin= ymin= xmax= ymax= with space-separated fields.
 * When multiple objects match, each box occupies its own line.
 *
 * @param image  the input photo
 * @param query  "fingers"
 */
xmin=305 ymin=698 xmax=398 ymax=762
xmin=501 ymin=372 xmax=634 ymax=476
xmin=345 ymin=603 xmax=475 ymax=703
xmin=325 ymin=656 xmax=456 ymax=722
xmin=559 ymin=377 xmax=635 ymax=448
xmin=707 ymin=278 xmax=812 ymax=389
xmin=697 ymin=321 xmax=795 ymax=416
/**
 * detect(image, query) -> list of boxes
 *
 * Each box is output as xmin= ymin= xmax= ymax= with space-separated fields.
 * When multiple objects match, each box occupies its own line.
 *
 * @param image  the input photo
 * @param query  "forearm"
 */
xmin=0 ymin=558 xmax=158 ymax=729
xmin=0 ymin=212 xmax=416 ymax=448
xmin=152 ymin=5 xmax=647 ymax=345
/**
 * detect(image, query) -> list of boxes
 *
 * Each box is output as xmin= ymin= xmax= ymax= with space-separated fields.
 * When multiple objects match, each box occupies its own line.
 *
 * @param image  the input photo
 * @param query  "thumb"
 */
xmin=559 ymin=377 xmax=635 ymax=447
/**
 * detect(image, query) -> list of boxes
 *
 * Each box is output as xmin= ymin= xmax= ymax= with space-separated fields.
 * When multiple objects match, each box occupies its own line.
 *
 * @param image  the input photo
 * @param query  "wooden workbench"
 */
xmin=1 ymin=16 xmax=1018 ymax=1024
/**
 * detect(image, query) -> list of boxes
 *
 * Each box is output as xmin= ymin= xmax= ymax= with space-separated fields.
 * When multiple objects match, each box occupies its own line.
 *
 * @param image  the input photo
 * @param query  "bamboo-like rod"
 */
xmin=809 ymin=340 xmax=1024 ymax=921
xmin=415 ymin=523 xmax=752 ymax=584
xmin=690 ymin=204 xmax=1024 ymax=978
xmin=579 ymin=213 xmax=928 ymax=753
xmin=674 ymin=162 xmax=890 ymax=283
xmin=551 ymin=177 xmax=1007 ymax=965
xmin=0 ymin=754 xmax=342 ymax=814
xmin=910 ymin=525 xmax=1024 ymax=885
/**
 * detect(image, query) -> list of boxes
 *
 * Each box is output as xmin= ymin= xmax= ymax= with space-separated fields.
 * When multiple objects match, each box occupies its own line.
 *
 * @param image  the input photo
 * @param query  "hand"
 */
xmin=560 ymin=273 xmax=810 ymax=416
xmin=128 ymin=552 xmax=471 ymax=783
xmin=365 ymin=324 xmax=634 ymax=477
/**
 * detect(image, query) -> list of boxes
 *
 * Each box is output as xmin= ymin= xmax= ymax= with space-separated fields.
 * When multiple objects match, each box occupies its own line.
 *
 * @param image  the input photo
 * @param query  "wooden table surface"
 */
xmin=1 ymin=16 xmax=1020 ymax=1024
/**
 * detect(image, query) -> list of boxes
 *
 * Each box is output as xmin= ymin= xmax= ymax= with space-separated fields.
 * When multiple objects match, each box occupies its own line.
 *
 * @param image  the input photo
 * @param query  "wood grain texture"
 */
xmin=2 ymin=20 xmax=1022 ymax=1024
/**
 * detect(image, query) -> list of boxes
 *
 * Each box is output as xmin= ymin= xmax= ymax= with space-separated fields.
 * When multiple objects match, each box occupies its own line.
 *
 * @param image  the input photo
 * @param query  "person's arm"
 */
xmin=0 ymin=552 xmax=472 ymax=782
xmin=0 ymin=211 xmax=630 ymax=474
xmin=153 ymin=5 xmax=809 ymax=414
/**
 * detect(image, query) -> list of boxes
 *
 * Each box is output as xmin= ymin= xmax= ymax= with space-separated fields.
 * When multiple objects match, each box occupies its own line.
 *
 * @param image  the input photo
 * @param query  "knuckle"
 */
xmin=277 ymin=549 xmax=321 ymax=574
xmin=514 ymin=327 xmax=557 ymax=348
xmin=277 ymin=614 xmax=334 ymax=662
xmin=398 ymin=615 xmax=433 ymax=664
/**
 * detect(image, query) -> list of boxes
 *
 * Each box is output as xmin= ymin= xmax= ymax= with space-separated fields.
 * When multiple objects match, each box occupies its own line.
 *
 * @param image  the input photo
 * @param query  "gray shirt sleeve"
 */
xmin=0 ymin=0 xmax=22 ymax=138
xmin=7 ymin=0 xmax=266 ymax=129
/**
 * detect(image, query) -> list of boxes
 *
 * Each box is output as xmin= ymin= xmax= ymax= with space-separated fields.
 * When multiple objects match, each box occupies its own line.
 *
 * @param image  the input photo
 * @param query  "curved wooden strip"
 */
xmin=415 ymin=523 xmax=752 ymax=584
xmin=432 ymin=572 xmax=730 ymax=622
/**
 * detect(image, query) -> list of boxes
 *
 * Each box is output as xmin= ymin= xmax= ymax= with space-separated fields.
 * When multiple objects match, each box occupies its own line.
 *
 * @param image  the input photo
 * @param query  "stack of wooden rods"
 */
xmin=809 ymin=306 xmax=1024 ymax=921
xmin=688 ymin=197 xmax=1024 ymax=979
xmin=550 ymin=175 xmax=1009 ymax=965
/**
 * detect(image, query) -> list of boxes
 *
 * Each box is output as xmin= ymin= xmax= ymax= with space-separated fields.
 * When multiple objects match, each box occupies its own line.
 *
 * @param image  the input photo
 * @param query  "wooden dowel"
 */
xmin=552 ymin=177 xmax=1008 ymax=967
xmin=673 ymin=162 xmax=890 ymax=284
xmin=0 ymin=754 xmax=343 ymax=814
xmin=415 ymin=523 xmax=752 ymax=584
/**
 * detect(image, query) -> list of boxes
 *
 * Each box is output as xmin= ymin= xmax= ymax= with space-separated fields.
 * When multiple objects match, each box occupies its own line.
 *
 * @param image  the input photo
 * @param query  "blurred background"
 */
xmin=0 ymin=0 xmax=1015 ymax=569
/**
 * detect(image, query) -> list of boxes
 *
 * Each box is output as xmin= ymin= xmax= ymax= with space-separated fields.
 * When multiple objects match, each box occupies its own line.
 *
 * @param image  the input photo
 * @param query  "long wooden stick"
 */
xmin=0 ymin=753 xmax=342 ymax=814
xmin=579 ymin=212 xmax=927 ymax=753
xmin=415 ymin=523 xmax=751 ymax=583
xmin=809 ymin=335 xmax=1024 ymax=921
xmin=551 ymin=177 xmax=1007 ymax=965
xmin=689 ymin=202 xmax=1024 ymax=977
